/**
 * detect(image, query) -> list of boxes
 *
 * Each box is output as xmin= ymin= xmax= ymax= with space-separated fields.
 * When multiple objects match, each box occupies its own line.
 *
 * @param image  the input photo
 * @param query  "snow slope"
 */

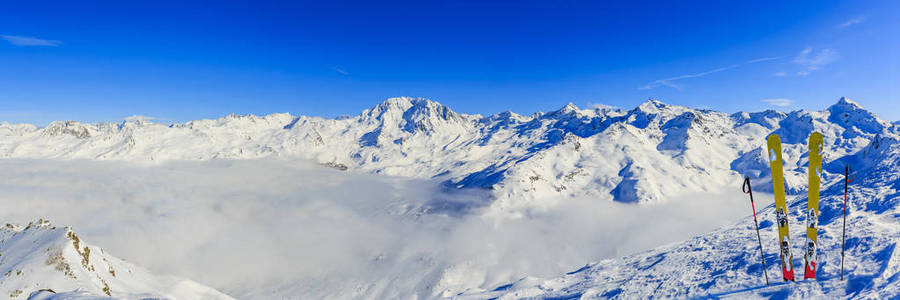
xmin=0 ymin=219 xmax=234 ymax=299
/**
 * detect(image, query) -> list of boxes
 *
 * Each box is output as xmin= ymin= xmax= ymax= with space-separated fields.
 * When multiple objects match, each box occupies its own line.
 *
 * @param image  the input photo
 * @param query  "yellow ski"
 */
xmin=767 ymin=133 xmax=794 ymax=281
xmin=804 ymin=132 xmax=823 ymax=279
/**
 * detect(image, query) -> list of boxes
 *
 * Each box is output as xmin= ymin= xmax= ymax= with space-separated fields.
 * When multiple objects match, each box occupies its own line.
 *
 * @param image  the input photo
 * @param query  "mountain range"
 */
xmin=0 ymin=97 xmax=889 ymax=212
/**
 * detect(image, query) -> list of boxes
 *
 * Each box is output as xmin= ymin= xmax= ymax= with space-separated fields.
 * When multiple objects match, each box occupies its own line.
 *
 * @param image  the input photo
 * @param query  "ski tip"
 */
xmin=782 ymin=267 xmax=795 ymax=282
xmin=809 ymin=132 xmax=824 ymax=153
xmin=804 ymin=262 xmax=817 ymax=279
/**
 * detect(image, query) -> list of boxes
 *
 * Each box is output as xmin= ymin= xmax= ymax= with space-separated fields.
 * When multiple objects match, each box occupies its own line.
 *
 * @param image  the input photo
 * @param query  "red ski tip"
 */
xmin=804 ymin=261 xmax=817 ymax=279
xmin=782 ymin=267 xmax=795 ymax=281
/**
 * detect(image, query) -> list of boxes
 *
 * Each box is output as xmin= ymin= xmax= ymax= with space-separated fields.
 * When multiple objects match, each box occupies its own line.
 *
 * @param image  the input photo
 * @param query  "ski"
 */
xmin=804 ymin=132 xmax=823 ymax=279
xmin=767 ymin=133 xmax=794 ymax=281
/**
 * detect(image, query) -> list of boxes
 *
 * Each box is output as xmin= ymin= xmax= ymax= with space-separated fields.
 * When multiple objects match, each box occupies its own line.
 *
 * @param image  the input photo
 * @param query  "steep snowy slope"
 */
xmin=0 ymin=97 xmax=886 ymax=215
xmin=472 ymin=118 xmax=900 ymax=299
xmin=0 ymin=219 xmax=234 ymax=299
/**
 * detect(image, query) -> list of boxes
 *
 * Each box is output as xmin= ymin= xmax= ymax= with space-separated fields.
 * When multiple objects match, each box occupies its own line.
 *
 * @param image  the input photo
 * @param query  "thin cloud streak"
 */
xmin=838 ymin=16 xmax=866 ymax=28
xmin=334 ymin=68 xmax=349 ymax=75
xmin=638 ymin=56 xmax=779 ymax=90
xmin=761 ymin=98 xmax=792 ymax=107
xmin=746 ymin=56 xmax=781 ymax=64
xmin=1 ymin=35 xmax=62 ymax=46
xmin=639 ymin=65 xmax=737 ymax=91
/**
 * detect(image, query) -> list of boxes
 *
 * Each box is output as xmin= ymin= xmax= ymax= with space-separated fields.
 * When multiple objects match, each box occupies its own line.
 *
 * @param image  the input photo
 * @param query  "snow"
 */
xmin=1 ymin=96 xmax=898 ymax=298
xmin=0 ymin=220 xmax=233 ymax=299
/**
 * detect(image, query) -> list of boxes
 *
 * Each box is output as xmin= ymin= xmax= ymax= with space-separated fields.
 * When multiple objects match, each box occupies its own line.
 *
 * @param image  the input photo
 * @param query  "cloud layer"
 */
xmin=0 ymin=158 xmax=749 ymax=298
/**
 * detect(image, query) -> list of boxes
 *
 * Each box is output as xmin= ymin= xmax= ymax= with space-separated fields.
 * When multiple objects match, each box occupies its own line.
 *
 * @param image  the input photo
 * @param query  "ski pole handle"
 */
xmin=742 ymin=177 xmax=752 ymax=194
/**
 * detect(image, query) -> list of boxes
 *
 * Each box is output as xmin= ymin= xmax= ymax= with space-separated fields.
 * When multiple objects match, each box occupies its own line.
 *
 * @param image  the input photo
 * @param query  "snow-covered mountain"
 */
xmin=0 ymin=97 xmax=888 ymax=213
xmin=475 ymin=119 xmax=900 ymax=299
xmin=0 ymin=219 xmax=233 ymax=299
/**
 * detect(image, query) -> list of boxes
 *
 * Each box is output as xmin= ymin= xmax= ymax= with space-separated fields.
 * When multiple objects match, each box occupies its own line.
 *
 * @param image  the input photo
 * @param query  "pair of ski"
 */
xmin=766 ymin=132 xmax=823 ymax=282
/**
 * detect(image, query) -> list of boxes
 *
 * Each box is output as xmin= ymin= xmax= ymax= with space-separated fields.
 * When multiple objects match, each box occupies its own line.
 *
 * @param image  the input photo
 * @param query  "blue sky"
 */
xmin=1 ymin=0 xmax=898 ymax=124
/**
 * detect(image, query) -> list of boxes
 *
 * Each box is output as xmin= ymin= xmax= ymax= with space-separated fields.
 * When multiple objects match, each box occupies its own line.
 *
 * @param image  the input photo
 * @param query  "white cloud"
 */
xmin=1 ymin=35 xmax=62 ymax=47
xmin=773 ymin=71 xmax=787 ymax=77
xmin=639 ymin=56 xmax=780 ymax=90
xmin=793 ymin=47 xmax=838 ymax=75
xmin=761 ymin=98 xmax=792 ymax=107
xmin=838 ymin=16 xmax=866 ymax=28
xmin=334 ymin=67 xmax=349 ymax=75
xmin=586 ymin=102 xmax=621 ymax=111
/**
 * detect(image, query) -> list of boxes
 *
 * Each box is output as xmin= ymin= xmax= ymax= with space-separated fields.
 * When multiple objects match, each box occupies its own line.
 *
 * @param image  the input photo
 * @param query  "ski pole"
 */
xmin=841 ymin=165 xmax=852 ymax=280
xmin=743 ymin=176 xmax=769 ymax=285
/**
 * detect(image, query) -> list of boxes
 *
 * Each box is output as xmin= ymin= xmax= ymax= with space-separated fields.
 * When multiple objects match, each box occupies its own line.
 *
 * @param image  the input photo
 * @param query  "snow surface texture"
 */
xmin=1 ymin=96 xmax=897 ymax=298
xmin=0 ymin=219 xmax=234 ymax=300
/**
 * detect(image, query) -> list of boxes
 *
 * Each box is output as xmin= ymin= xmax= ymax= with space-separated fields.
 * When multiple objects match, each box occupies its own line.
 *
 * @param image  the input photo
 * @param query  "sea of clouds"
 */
xmin=0 ymin=158 xmax=752 ymax=298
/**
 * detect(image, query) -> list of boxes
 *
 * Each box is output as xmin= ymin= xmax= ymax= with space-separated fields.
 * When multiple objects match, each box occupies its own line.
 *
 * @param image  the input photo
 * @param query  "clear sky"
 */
xmin=1 ymin=0 xmax=898 ymax=125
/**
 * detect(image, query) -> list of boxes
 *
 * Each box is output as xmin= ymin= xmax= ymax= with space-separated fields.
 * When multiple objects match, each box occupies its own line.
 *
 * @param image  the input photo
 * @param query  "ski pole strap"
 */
xmin=845 ymin=165 xmax=854 ymax=183
xmin=742 ymin=177 xmax=751 ymax=194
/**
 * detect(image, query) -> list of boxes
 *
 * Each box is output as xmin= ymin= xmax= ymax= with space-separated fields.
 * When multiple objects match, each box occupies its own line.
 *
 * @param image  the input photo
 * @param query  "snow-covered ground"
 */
xmin=0 ymin=97 xmax=896 ymax=298
xmin=0 ymin=220 xmax=233 ymax=299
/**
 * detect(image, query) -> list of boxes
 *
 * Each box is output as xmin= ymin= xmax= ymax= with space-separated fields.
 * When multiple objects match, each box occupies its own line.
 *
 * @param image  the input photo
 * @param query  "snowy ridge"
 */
xmin=0 ymin=97 xmax=887 ymax=212
xmin=0 ymin=219 xmax=233 ymax=300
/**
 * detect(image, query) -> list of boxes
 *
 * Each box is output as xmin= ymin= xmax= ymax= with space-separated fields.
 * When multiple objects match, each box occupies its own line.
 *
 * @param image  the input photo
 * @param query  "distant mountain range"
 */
xmin=0 ymin=97 xmax=889 ymax=213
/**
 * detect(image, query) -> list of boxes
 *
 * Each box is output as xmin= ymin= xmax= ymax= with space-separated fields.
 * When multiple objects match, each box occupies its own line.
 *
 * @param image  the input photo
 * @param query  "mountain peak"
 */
xmin=380 ymin=96 xmax=430 ymax=107
xmin=551 ymin=102 xmax=580 ymax=115
xmin=365 ymin=97 xmax=429 ymax=116
xmin=826 ymin=97 xmax=886 ymax=134
xmin=833 ymin=97 xmax=862 ymax=109
xmin=360 ymin=97 xmax=471 ymax=134
xmin=636 ymin=98 xmax=668 ymax=112
xmin=368 ymin=97 xmax=445 ymax=115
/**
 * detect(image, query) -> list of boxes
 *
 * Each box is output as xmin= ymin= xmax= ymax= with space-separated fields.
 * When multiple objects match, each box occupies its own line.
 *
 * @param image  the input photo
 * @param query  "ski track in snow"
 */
xmin=1 ymin=96 xmax=898 ymax=298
